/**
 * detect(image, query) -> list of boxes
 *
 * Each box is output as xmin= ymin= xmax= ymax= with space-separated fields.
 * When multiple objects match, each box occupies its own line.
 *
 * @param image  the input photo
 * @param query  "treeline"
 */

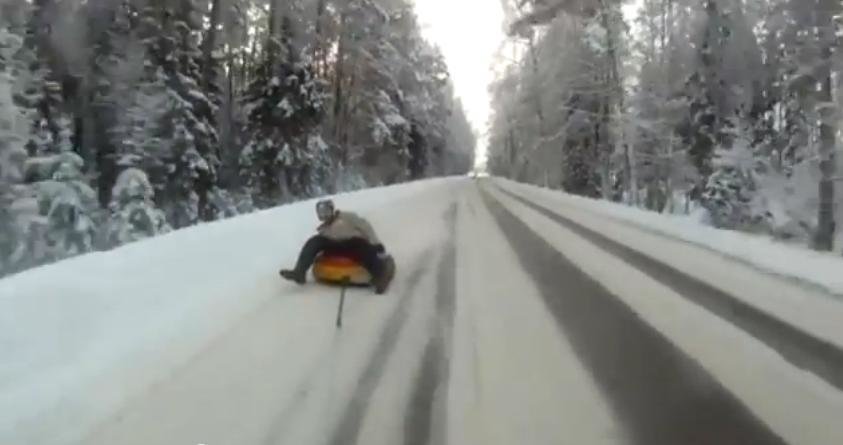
xmin=488 ymin=0 xmax=841 ymax=251
xmin=0 ymin=0 xmax=475 ymax=276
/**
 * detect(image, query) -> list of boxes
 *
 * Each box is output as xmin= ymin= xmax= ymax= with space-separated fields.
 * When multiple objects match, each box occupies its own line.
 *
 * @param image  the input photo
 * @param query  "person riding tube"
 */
xmin=280 ymin=199 xmax=391 ymax=294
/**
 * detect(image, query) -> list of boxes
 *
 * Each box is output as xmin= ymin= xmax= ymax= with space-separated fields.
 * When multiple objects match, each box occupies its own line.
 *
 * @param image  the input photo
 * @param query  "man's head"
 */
xmin=316 ymin=199 xmax=337 ymax=223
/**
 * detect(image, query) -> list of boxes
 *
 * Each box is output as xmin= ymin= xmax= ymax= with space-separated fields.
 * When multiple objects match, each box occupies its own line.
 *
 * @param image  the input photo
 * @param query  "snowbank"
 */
xmin=0 ymin=178 xmax=452 ymax=445
xmin=496 ymin=178 xmax=843 ymax=298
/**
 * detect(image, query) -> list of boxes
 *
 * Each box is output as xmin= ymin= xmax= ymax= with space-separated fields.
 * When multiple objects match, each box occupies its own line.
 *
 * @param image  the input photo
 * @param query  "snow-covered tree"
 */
xmin=812 ymin=0 xmax=841 ymax=250
xmin=239 ymin=4 xmax=327 ymax=207
xmin=441 ymin=96 xmax=476 ymax=175
xmin=491 ymin=0 xmax=843 ymax=252
xmin=700 ymin=117 xmax=760 ymax=229
xmin=33 ymin=153 xmax=98 ymax=260
xmin=489 ymin=4 xmax=622 ymax=197
xmin=25 ymin=141 xmax=98 ymax=262
xmin=0 ymin=0 xmax=476 ymax=276
xmin=106 ymin=168 xmax=170 ymax=247
xmin=111 ymin=0 xmax=223 ymax=229
xmin=0 ymin=16 xmax=38 ymax=275
xmin=80 ymin=0 xmax=137 ymax=207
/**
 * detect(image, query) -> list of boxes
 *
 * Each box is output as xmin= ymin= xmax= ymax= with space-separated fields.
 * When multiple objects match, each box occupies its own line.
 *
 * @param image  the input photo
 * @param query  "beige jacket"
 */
xmin=318 ymin=211 xmax=381 ymax=245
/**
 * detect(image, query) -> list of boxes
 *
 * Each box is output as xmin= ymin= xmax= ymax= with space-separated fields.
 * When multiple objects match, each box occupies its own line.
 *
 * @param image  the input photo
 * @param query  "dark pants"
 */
xmin=293 ymin=235 xmax=383 ymax=278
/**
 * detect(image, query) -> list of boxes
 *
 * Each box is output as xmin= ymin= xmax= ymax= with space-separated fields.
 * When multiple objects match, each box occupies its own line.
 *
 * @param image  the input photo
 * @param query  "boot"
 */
xmin=280 ymin=269 xmax=306 ymax=285
xmin=373 ymin=259 xmax=393 ymax=294
xmin=374 ymin=272 xmax=389 ymax=294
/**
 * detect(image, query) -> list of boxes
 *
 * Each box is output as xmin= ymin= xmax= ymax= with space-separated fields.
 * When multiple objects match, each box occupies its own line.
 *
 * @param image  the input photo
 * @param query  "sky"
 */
xmin=413 ymin=1 xmax=643 ymax=169
xmin=412 ymin=0 xmax=505 ymax=168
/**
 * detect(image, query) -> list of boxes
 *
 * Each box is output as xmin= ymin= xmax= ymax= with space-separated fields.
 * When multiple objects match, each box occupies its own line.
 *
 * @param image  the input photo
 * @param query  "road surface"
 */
xmin=79 ymin=179 xmax=843 ymax=445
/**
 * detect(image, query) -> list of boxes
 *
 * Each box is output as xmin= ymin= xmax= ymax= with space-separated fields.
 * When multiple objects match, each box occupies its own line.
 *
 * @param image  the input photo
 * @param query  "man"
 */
xmin=280 ymin=199 xmax=390 ymax=293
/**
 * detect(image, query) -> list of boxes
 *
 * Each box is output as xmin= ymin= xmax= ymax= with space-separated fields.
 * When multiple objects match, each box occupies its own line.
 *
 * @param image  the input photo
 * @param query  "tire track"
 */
xmin=482 ymin=190 xmax=785 ymax=445
xmin=326 ymin=249 xmax=434 ymax=445
xmin=260 ymin=255 xmax=429 ymax=445
xmin=404 ymin=340 xmax=441 ymax=445
xmin=497 ymin=184 xmax=843 ymax=394
xmin=403 ymin=203 xmax=458 ymax=445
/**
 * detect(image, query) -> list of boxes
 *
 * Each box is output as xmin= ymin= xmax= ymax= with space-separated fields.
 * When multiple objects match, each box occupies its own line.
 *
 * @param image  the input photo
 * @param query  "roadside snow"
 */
xmin=495 ymin=178 xmax=843 ymax=362
xmin=491 ymin=186 xmax=843 ymax=445
xmin=495 ymin=178 xmax=843 ymax=298
xmin=0 ymin=178 xmax=452 ymax=445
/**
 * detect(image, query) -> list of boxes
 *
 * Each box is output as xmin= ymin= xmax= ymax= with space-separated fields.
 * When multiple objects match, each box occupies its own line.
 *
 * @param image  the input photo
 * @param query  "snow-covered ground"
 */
xmin=489 ymin=183 xmax=843 ymax=445
xmin=496 ymin=178 xmax=843 ymax=357
xmin=497 ymin=178 xmax=843 ymax=298
xmin=0 ymin=178 xmax=453 ymax=445
xmin=3 ymin=176 xmax=843 ymax=445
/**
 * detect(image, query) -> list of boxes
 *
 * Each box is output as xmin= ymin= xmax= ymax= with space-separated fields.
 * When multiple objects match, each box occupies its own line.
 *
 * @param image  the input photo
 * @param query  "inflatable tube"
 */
xmin=312 ymin=254 xmax=372 ymax=285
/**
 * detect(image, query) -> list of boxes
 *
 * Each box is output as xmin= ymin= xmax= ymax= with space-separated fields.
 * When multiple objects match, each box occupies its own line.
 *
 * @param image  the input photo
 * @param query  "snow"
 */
xmin=24 ymin=152 xmax=85 ymax=182
xmin=307 ymin=134 xmax=329 ymax=153
xmin=496 ymin=178 xmax=843 ymax=357
xmin=277 ymin=97 xmax=294 ymax=118
xmin=111 ymin=168 xmax=155 ymax=203
xmin=490 ymin=185 xmax=843 ymax=445
xmin=0 ymin=178 xmax=454 ymax=445
xmin=276 ymin=143 xmax=293 ymax=166
xmin=495 ymin=178 xmax=843 ymax=298
xmin=383 ymin=111 xmax=408 ymax=128
xmin=371 ymin=117 xmax=391 ymax=146
xmin=69 ymin=179 xmax=631 ymax=445
xmin=107 ymin=169 xmax=170 ymax=246
xmin=5 ymin=177 xmax=843 ymax=445
xmin=80 ymin=181 xmax=458 ymax=445
xmin=186 ymin=88 xmax=207 ymax=104
xmin=448 ymin=185 xmax=621 ymax=444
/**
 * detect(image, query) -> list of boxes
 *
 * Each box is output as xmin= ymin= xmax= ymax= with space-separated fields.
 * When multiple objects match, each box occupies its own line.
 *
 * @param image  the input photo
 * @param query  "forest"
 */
xmin=0 ymin=0 xmax=476 ymax=276
xmin=488 ymin=0 xmax=843 ymax=252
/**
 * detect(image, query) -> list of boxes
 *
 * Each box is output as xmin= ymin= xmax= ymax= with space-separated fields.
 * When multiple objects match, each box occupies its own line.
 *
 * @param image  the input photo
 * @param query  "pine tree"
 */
xmin=113 ymin=0 xmax=223 ymax=229
xmin=25 ymin=128 xmax=98 ymax=261
xmin=0 ymin=15 xmax=38 ymax=275
xmin=106 ymin=168 xmax=170 ymax=247
xmin=700 ymin=117 xmax=759 ymax=229
xmin=240 ymin=5 xmax=327 ymax=207
xmin=0 ymin=0 xmax=474 ymax=275
xmin=83 ymin=0 xmax=136 ymax=207
xmin=813 ymin=0 xmax=840 ymax=251
xmin=441 ymin=97 xmax=476 ymax=175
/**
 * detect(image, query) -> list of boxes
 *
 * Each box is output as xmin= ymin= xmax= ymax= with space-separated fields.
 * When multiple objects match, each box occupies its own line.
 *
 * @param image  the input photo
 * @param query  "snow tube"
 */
xmin=312 ymin=253 xmax=372 ymax=286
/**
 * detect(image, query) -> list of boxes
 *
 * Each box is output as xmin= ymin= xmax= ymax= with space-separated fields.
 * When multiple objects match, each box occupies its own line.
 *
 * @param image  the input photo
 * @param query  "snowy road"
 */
xmin=7 ymin=178 xmax=843 ymax=445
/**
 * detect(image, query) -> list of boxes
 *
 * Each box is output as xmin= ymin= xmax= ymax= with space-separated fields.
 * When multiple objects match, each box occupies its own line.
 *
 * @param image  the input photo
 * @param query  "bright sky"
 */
xmin=413 ymin=1 xmax=643 ymax=169
xmin=412 ymin=0 xmax=505 ymax=168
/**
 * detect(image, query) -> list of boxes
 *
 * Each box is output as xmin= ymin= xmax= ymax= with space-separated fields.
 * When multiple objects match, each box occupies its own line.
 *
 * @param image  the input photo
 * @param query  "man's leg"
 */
xmin=344 ymin=238 xmax=386 ymax=289
xmin=281 ymin=235 xmax=333 ymax=283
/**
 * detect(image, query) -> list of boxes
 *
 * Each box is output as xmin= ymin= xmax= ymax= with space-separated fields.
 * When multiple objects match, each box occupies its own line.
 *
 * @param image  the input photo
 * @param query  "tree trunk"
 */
xmin=526 ymin=33 xmax=545 ymax=132
xmin=624 ymin=137 xmax=638 ymax=205
xmin=220 ymin=46 xmax=237 ymax=188
xmin=244 ymin=24 xmax=258 ymax=90
xmin=333 ymin=6 xmax=349 ymax=163
xmin=598 ymin=0 xmax=622 ymax=201
xmin=266 ymin=0 xmax=280 ymax=68
xmin=658 ymin=0 xmax=673 ymax=210
xmin=201 ymin=0 xmax=223 ymax=90
xmin=664 ymin=135 xmax=675 ymax=214
xmin=601 ymin=156 xmax=612 ymax=200
xmin=814 ymin=0 xmax=837 ymax=251
xmin=314 ymin=0 xmax=327 ymax=77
